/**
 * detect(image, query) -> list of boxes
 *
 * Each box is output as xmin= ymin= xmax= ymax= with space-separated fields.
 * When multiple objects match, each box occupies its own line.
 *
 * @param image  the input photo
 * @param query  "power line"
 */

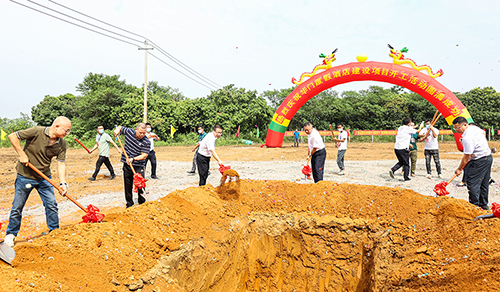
xmin=10 ymin=0 xmax=138 ymax=47
xmin=149 ymin=40 xmax=222 ymax=88
xmin=26 ymin=0 xmax=143 ymax=45
xmin=48 ymin=0 xmax=145 ymax=40
xmin=12 ymin=0 xmax=222 ymax=90
xmin=47 ymin=0 xmax=222 ymax=89
xmin=149 ymin=52 xmax=216 ymax=90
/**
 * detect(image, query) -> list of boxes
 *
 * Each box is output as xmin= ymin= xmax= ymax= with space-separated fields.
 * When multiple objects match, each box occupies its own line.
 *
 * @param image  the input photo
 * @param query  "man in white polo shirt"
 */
xmin=389 ymin=118 xmax=417 ymax=181
xmin=421 ymin=119 xmax=443 ymax=179
xmin=304 ymin=122 xmax=326 ymax=183
xmin=197 ymin=124 xmax=223 ymax=186
xmin=453 ymin=117 xmax=493 ymax=210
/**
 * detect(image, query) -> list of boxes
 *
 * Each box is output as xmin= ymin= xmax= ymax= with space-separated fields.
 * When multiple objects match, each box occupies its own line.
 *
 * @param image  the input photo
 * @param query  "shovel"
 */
xmin=27 ymin=163 xmax=104 ymax=223
xmin=433 ymin=174 xmax=458 ymax=196
xmin=472 ymin=202 xmax=500 ymax=221
xmin=0 ymin=223 xmax=15 ymax=265
xmin=114 ymin=133 xmax=147 ymax=193
xmin=302 ymin=156 xmax=312 ymax=180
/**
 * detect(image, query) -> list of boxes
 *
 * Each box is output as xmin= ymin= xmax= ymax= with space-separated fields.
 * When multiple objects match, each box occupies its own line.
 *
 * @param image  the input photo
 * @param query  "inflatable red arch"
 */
xmin=265 ymin=61 xmax=473 ymax=149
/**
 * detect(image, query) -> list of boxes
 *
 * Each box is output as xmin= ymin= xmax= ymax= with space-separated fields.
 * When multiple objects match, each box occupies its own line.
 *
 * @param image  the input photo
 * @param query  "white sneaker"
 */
xmin=4 ymin=234 xmax=15 ymax=247
xmin=438 ymin=174 xmax=444 ymax=179
xmin=338 ymin=170 xmax=345 ymax=175
xmin=426 ymin=174 xmax=432 ymax=179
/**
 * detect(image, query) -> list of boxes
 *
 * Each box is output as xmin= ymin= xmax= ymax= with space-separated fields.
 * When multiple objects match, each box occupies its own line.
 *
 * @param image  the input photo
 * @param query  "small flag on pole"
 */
xmin=1 ymin=129 xmax=7 ymax=141
xmin=235 ymin=125 xmax=240 ymax=138
xmin=170 ymin=125 xmax=176 ymax=138
xmin=255 ymin=125 xmax=260 ymax=138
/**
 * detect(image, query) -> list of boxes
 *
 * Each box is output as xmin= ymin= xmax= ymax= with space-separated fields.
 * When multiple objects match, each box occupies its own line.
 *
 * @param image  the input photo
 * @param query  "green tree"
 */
xmin=31 ymin=93 xmax=77 ymax=126
xmin=457 ymin=87 xmax=500 ymax=129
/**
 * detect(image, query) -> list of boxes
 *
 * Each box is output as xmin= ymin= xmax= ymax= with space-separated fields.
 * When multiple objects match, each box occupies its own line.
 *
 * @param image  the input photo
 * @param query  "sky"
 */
xmin=1 ymin=0 xmax=499 ymax=119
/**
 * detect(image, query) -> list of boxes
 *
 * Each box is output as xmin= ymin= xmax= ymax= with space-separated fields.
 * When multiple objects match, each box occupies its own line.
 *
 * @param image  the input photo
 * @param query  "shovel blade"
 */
xmin=0 ymin=242 xmax=15 ymax=265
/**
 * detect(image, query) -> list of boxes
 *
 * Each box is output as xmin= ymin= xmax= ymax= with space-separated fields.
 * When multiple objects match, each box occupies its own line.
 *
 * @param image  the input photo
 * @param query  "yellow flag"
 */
xmin=0 ymin=129 xmax=7 ymax=141
xmin=170 ymin=125 xmax=176 ymax=138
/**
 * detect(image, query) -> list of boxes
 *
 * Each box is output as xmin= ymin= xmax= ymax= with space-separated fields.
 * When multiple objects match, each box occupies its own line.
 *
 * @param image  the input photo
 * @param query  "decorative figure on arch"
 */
xmin=292 ymin=48 xmax=338 ymax=85
xmin=387 ymin=44 xmax=444 ymax=78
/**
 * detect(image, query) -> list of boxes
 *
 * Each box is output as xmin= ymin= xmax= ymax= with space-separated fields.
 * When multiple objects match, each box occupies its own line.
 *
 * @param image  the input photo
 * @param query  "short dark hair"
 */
xmin=452 ymin=117 xmax=468 ymax=125
xmin=425 ymin=119 xmax=431 ymax=123
xmin=146 ymin=123 xmax=152 ymax=127
xmin=198 ymin=125 xmax=204 ymax=130
xmin=303 ymin=122 xmax=312 ymax=128
xmin=402 ymin=117 xmax=411 ymax=125
xmin=337 ymin=123 xmax=343 ymax=127
xmin=213 ymin=124 xmax=223 ymax=131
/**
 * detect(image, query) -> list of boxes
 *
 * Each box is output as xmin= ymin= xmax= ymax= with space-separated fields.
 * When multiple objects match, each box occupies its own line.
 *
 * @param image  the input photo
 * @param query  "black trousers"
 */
xmin=92 ymin=156 xmax=115 ymax=178
xmin=466 ymin=155 xmax=493 ymax=208
xmin=196 ymin=154 xmax=211 ymax=186
xmin=145 ymin=150 xmax=157 ymax=177
xmin=311 ymin=148 xmax=326 ymax=183
xmin=123 ymin=163 xmax=146 ymax=208
xmin=392 ymin=149 xmax=410 ymax=180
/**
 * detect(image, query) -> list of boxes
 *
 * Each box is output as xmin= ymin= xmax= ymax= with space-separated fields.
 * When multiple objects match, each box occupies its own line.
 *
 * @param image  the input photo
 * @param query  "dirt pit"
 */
xmin=1 ymin=179 xmax=500 ymax=291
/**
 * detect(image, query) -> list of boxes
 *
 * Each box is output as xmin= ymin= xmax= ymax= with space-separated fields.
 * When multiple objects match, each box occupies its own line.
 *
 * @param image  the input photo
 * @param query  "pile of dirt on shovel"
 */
xmin=1 ymin=180 xmax=500 ymax=292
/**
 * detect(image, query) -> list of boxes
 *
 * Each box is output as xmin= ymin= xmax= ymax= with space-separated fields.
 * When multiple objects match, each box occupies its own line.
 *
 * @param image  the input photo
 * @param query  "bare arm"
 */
xmin=113 ymin=126 xmax=123 ymax=137
xmin=211 ymin=150 xmax=222 ymax=165
xmin=110 ymin=140 xmax=122 ymax=154
xmin=8 ymin=132 xmax=29 ymax=165
xmin=455 ymin=154 xmax=471 ymax=176
xmin=192 ymin=143 xmax=200 ymax=152
xmin=89 ymin=144 xmax=98 ymax=154
xmin=127 ymin=152 xmax=148 ymax=164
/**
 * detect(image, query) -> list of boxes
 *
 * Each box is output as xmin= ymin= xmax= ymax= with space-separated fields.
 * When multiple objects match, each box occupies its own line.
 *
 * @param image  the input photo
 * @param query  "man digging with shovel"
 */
xmin=453 ymin=117 xmax=493 ymax=210
xmin=114 ymin=123 xmax=150 ymax=208
xmin=4 ymin=116 xmax=71 ymax=249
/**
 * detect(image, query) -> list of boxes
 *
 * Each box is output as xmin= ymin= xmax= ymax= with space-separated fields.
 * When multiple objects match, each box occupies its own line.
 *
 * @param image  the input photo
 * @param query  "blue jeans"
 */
xmin=6 ymin=174 xmax=59 ymax=236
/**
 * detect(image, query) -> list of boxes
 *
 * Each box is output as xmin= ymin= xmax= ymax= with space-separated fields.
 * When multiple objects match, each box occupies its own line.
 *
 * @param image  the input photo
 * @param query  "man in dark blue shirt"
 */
xmin=114 ymin=123 xmax=151 ymax=208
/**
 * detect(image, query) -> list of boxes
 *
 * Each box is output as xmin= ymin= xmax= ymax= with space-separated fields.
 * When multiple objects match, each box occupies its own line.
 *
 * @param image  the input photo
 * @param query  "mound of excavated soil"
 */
xmin=1 ymin=179 xmax=500 ymax=292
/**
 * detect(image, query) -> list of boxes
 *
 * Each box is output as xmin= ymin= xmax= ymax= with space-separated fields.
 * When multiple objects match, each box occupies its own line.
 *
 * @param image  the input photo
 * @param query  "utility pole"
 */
xmin=138 ymin=40 xmax=153 ymax=123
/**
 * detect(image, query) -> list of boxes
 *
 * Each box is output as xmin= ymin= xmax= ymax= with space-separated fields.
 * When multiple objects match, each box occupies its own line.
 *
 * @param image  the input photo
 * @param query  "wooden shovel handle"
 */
xmin=26 ymin=162 xmax=87 ymax=212
xmin=114 ymin=133 xmax=136 ymax=175
xmin=446 ymin=173 xmax=458 ymax=185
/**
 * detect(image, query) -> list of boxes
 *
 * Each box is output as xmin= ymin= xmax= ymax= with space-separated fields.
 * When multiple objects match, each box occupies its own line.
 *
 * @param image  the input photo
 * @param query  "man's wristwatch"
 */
xmin=59 ymin=182 xmax=68 ymax=189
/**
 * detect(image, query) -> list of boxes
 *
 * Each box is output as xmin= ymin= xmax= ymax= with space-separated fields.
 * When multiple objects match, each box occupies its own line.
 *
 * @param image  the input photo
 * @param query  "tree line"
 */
xmin=7 ymin=72 xmax=499 ymax=142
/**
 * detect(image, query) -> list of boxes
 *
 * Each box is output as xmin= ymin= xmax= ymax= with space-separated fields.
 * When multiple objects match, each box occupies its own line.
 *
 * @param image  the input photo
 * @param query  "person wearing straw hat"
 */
xmin=453 ymin=117 xmax=493 ymax=210
xmin=4 ymin=116 xmax=71 ymax=247
xmin=113 ymin=123 xmax=150 ymax=208
xmin=304 ymin=122 xmax=326 ymax=183
xmin=421 ymin=119 xmax=443 ymax=179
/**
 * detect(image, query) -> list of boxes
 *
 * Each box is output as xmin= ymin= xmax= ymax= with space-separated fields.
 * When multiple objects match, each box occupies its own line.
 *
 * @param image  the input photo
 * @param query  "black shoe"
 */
xmin=389 ymin=170 xmax=394 ymax=179
xmin=399 ymin=178 xmax=411 ymax=182
xmin=151 ymin=175 xmax=159 ymax=179
xmin=109 ymin=175 xmax=116 ymax=180
xmin=187 ymin=171 xmax=195 ymax=174
xmin=88 ymin=177 xmax=96 ymax=181
xmin=489 ymin=178 xmax=495 ymax=185
xmin=481 ymin=205 xmax=490 ymax=211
